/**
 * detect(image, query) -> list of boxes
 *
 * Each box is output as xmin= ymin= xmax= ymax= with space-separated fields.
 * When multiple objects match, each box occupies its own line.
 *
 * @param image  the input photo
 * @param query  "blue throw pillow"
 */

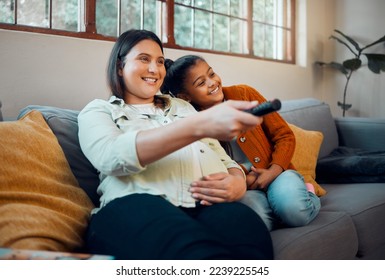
xmin=316 ymin=146 xmax=385 ymax=183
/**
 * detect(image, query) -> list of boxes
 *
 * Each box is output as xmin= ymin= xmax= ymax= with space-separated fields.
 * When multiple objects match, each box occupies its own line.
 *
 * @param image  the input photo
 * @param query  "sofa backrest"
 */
xmin=18 ymin=106 xmax=100 ymax=207
xmin=279 ymin=98 xmax=339 ymax=159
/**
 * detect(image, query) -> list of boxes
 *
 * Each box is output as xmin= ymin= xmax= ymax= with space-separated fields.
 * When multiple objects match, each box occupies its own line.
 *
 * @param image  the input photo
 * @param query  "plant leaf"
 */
xmin=364 ymin=53 xmax=385 ymax=73
xmin=315 ymin=61 xmax=348 ymax=75
xmin=330 ymin=35 xmax=357 ymax=56
xmin=361 ymin=35 xmax=385 ymax=51
xmin=334 ymin=29 xmax=361 ymax=51
xmin=337 ymin=101 xmax=352 ymax=110
xmin=343 ymin=58 xmax=362 ymax=71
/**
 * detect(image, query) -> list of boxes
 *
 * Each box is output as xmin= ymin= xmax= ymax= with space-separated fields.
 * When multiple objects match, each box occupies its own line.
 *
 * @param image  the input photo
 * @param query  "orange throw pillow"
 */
xmin=288 ymin=123 xmax=326 ymax=196
xmin=0 ymin=110 xmax=93 ymax=251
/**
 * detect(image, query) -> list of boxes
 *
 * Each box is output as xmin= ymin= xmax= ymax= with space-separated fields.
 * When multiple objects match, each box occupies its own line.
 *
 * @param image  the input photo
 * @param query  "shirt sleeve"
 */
xmin=78 ymin=99 xmax=146 ymax=176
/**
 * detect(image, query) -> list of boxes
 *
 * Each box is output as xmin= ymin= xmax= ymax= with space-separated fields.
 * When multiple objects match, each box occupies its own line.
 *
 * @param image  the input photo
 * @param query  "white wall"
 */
xmin=322 ymin=0 xmax=385 ymax=117
xmin=1 ymin=0 xmax=383 ymax=120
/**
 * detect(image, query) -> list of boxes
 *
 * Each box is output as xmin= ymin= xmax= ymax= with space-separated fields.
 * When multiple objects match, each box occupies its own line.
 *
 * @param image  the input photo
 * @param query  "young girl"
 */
xmin=161 ymin=55 xmax=321 ymax=231
xmin=77 ymin=30 xmax=273 ymax=260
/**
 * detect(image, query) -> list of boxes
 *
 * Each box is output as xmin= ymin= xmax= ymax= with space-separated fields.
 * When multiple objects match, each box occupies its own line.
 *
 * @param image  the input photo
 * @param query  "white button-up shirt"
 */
xmin=78 ymin=95 xmax=243 ymax=213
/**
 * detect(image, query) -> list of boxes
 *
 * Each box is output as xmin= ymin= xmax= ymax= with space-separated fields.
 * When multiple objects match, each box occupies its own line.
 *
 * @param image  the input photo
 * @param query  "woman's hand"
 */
xmin=189 ymin=168 xmax=246 ymax=205
xmin=196 ymin=100 xmax=263 ymax=141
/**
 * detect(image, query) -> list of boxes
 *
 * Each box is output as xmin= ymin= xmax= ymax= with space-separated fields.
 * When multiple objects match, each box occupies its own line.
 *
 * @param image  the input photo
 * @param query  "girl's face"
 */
xmin=182 ymin=60 xmax=224 ymax=110
xmin=119 ymin=39 xmax=165 ymax=104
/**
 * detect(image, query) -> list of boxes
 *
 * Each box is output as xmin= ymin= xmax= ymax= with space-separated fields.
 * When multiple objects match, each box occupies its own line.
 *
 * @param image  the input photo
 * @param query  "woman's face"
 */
xmin=182 ymin=60 xmax=224 ymax=110
xmin=119 ymin=39 xmax=165 ymax=104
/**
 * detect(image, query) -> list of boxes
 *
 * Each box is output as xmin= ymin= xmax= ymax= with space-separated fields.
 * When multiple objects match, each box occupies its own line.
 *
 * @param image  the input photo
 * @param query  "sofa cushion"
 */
xmin=0 ymin=110 xmax=94 ymax=251
xmin=288 ymin=123 xmax=326 ymax=196
xmin=316 ymin=146 xmax=385 ymax=183
xmin=321 ymin=183 xmax=385 ymax=259
xmin=280 ymin=98 xmax=339 ymax=159
xmin=271 ymin=211 xmax=358 ymax=259
xmin=335 ymin=117 xmax=385 ymax=152
xmin=18 ymin=106 xmax=100 ymax=207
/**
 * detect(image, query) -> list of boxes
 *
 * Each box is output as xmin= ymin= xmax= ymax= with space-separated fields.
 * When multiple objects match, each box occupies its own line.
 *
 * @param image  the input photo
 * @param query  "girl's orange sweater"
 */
xmin=223 ymin=84 xmax=296 ymax=172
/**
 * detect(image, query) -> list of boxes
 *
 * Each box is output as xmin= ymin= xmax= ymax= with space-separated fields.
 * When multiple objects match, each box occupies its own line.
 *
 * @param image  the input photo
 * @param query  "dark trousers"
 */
xmin=86 ymin=194 xmax=273 ymax=260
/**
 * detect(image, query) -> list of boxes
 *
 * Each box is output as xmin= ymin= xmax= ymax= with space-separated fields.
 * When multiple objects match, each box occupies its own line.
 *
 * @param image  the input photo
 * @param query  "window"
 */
xmin=0 ymin=0 xmax=295 ymax=63
xmin=174 ymin=0 xmax=248 ymax=54
xmin=0 ymin=0 xmax=80 ymax=31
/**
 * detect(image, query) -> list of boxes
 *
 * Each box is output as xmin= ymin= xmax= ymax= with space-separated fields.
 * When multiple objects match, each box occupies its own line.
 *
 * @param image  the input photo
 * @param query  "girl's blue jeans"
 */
xmin=239 ymin=170 xmax=321 ymax=231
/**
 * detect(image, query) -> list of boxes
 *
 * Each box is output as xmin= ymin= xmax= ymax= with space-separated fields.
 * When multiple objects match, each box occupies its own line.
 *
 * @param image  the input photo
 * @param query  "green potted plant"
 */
xmin=316 ymin=29 xmax=385 ymax=116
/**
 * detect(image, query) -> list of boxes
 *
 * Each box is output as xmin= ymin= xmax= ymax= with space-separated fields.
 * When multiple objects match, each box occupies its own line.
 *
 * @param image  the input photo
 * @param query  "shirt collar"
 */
xmin=108 ymin=95 xmax=125 ymax=107
xmin=107 ymin=95 xmax=176 ymax=121
xmin=108 ymin=94 xmax=173 ymax=111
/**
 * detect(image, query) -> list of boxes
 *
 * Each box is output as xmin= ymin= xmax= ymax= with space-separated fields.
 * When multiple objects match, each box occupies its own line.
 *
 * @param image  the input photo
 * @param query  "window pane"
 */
xmin=120 ymin=0 xmax=141 ymax=33
xmin=97 ymin=0 xmax=157 ymax=37
xmin=230 ymin=0 xmax=246 ymax=17
xmin=264 ymin=24 xmax=274 ymax=59
xmin=175 ymin=0 xmax=255 ymax=56
xmin=253 ymin=22 xmax=265 ymax=57
xmin=195 ymin=0 xmax=211 ymax=10
xmin=17 ymin=0 xmax=49 ymax=27
xmin=52 ymin=0 xmax=78 ymax=31
xmin=230 ymin=18 xmax=246 ymax=54
xmin=254 ymin=0 xmax=290 ymax=27
xmin=213 ymin=0 xmax=227 ymax=14
xmin=213 ymin=14 xmax=228 ymax=52
xmin=253 ymin=0 xmax=265 ymax=21
xmin=252 ymin=0 xmax=292 ymax=61
xmin=175 ymin=0 xmax=192 ymax=6
xmin=286 ymin=0 xmax=292 ymax=28
xmin=276 ymin=28 xmax=291 ymax=60
xmin=174 ymin=5 xmax=192 ymax=47
xmin=142 ymin=0 xmax=157 ymax=33
xmin=265 ymin=0 xmax=275 ymax=25
xmin=96 ymin=0 xmax=118 ymax=36
xmin=0 ymin=0 xmax=15 ymax=24
xmin=194 ymin=9 xmax=211 ymax=49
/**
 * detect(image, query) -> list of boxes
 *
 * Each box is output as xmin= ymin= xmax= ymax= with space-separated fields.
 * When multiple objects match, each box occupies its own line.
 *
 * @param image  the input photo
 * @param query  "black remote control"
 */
xmin=245 ymin=99 xmax=281 ymax=116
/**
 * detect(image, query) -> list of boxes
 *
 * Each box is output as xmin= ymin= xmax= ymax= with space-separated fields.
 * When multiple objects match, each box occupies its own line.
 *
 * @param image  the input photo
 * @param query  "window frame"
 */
xmin=0 ymin=0 xmax=296 ymax=64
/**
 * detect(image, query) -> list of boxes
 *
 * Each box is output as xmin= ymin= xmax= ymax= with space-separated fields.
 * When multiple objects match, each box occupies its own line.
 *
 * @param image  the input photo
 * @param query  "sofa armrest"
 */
xmin=335 ymin=117 xmax=385 ymax=151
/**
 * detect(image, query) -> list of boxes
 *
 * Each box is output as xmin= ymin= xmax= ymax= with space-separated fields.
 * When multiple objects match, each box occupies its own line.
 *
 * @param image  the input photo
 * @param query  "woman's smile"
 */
xmin=142 ymin=77 xmax=159 ymax=85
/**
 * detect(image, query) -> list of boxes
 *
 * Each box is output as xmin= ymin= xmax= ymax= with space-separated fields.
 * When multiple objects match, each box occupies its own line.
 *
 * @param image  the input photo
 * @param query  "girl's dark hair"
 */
xmin=107 ymin=29 xmax=164 ymax=99
xmin=161 ymin=55 xmax=205 ymax=96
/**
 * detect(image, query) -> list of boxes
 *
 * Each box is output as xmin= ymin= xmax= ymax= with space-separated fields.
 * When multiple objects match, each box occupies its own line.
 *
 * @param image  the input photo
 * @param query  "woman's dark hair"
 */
xmin=107 ymin=29 xmax=164 ymax=99
xmin=161 ymin=55 xmax=205 ymax=96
